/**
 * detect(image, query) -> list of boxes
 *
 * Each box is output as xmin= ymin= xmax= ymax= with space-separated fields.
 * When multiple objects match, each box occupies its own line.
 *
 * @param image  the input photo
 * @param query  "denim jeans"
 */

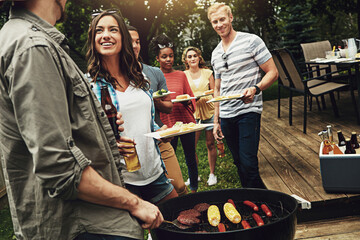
xmin=220 ymin=112 xmax=265 ymax=188
xmin=74 ymin=233 xmax=137 ymax=240
xmin=171 ymin=132 xmax=198 ymax=191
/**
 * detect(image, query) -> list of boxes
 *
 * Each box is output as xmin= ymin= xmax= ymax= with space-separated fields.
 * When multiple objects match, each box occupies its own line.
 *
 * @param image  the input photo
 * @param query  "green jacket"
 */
xmin=0 ymin=7 xmax=142 ymax=240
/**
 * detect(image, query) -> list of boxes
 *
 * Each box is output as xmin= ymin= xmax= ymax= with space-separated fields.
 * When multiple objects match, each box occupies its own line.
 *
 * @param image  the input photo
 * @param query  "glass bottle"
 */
xmin=101 ymin=86 xmax=120 ymax=140
xmin=350 ymin=132 xmax=359 ymax=149
xmin=337 ymin=130 xmax=346 ymax=146
xmin=101 ymin=86 xmax=141 ymax=172
xmin=217 ymin=141 xmax=226 ymax=158
xmin=345 ymin=138 xmax=356 ymax=154
xmin=327 ymin=125 xmax=333 ymax=143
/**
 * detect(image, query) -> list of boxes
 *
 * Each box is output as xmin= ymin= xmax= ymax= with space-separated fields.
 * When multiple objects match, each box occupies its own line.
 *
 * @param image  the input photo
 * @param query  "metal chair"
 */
xmin=301 ymin=40 xmax=354 ymax=98
xmin=272 ymin=48 xmax=357 ymax=134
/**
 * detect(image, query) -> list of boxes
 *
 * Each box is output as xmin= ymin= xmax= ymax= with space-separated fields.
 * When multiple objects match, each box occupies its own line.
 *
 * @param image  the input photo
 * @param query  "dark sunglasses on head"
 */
xmin=222 ymin=53 xmax=228 ymax=69
xmin=91 ymin=9 xmax=121 ymax=19
xmin=158 ymin=43 xmax=174 ymax=49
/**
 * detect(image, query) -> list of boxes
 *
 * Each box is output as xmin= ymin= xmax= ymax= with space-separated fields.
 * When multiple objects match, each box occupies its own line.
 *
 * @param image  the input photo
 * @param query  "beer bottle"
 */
xmin=337 ymin=130 xmax=346 ymax=146
xmin=327 ymin=125 xmax=333 ymax=143
xmin=217 ymin=140 xmax=226 ymax=158
xmin=345 ymin=138 xmax=356 ymax=154
xmin=100 ymin=86 xmax=120 ymax=140
xmin=350 ymin=132 xmax=359 ymax=149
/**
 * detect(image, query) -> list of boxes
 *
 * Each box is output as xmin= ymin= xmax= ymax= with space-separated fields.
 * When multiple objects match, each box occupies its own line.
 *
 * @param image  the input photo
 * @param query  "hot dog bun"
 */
xmin=176 ymin=94 xmax=190 ymax=100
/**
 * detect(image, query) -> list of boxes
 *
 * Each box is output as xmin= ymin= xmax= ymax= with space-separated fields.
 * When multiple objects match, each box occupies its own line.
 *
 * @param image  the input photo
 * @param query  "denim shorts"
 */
xmin=196 ymin=115 xmax=214 ymax=131
xmin=125 ymin=172 xmax=174 ymax=204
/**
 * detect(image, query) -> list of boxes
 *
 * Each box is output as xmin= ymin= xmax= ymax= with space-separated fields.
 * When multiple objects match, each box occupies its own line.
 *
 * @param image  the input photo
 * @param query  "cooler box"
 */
xmin=319 ymin=142 xmax=360 ymax=193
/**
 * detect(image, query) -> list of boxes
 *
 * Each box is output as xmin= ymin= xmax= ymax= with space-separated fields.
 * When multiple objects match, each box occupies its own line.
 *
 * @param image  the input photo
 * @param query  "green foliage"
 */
xmin=0 ymin=206 xmax=15 ymax=240
xmin=280 ymin=3 xmax=317 ymax=60
xmin=175 ymin=131 xmax=242 ymax=192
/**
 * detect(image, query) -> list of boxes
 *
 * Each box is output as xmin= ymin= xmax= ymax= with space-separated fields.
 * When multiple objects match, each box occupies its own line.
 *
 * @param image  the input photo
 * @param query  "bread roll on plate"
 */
xmin=176 ymin=94 xmax=190 ymax=100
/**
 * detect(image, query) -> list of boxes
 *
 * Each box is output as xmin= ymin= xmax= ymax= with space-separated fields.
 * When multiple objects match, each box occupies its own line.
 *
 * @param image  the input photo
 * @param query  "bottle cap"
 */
xmin=337 ymin=130 xmax=342 ymax=133
xmin=346 ymin=138 xmax=351 ymax=141
xmin=352 ymin=132 xmax=357 ymax=135
xmin=327 ymin=125 xmax=332 ymax=128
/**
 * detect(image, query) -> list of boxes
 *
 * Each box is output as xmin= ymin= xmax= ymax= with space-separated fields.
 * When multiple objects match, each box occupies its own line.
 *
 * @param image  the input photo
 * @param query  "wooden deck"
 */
xmin=260 ymin=92 xmax=360 ymax=238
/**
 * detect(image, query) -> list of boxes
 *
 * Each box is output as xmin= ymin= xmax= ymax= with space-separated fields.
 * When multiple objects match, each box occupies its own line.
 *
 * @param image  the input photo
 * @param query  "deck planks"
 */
xmin=259 ymin=91 xmax=360 ymax=222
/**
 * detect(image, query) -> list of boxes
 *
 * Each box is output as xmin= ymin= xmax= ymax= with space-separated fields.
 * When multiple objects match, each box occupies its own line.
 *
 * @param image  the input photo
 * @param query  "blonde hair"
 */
xmin=207 ymin=3 xmax=232 ymax=20
xmin=181 ymin=46 xmax=207 ymax=70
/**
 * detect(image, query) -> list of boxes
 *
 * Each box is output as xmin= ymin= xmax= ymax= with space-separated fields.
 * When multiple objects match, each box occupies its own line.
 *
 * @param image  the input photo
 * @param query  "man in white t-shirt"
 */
xmin=208 ymin=3 xmax=278 ymax=188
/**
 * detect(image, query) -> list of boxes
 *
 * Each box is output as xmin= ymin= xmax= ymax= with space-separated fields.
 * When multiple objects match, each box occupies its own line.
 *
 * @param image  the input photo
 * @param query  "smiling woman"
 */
xmin=85 ymin=10 xmax=179 ymax=209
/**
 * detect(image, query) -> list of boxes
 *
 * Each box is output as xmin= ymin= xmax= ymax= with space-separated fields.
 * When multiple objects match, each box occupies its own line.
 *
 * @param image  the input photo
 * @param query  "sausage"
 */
xmin=227 ymin=199 xmax=236 ymax=207
xmin=179 ymin=209 xmax=201 ymax=218
xmin=243 ymin=200 xmax=259 ymax=211
xmin=177 ymin=214 xmax=201 ymax=226
xmin=252 ymin=213 xmax=264 ymax=226
xmin=218 ymin=223 xmax=226 ymax=232
xmin=241 ymin=220 xmax=251 ymax=229
xmin=194 ymin=203 xmax=210 ymax=212
xmin=261 ymin=204 xmax=272 ymax=217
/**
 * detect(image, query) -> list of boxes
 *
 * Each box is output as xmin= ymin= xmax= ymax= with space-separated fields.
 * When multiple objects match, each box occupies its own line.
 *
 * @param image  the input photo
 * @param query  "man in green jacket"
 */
xmin=0 ymin=0 xmax=163 ymax=239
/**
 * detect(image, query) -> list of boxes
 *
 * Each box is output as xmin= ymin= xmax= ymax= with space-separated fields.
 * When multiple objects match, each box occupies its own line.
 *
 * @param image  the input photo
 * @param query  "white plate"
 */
xmin=145 ymin=124 xmax=214 ymax=139
xmin=171 ymin=97 xmax=197 ymax=103
xmin=207 ymin=94 xmax=244 ymax=103
xmin=152 ymin=91 xmax=175 ymax=99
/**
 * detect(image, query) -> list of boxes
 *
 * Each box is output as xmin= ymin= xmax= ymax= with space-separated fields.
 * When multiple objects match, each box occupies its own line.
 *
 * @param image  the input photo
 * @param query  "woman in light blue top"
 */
xmin=86 ymin=9 xmax=178 ymax=204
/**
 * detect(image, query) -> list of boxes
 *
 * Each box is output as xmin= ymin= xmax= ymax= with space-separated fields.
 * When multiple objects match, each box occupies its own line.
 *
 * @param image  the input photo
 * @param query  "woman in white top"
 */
xmin=86 ymin=10 xmax=178 ymax=204
xmin=182 ymin=46 xmax=218 ymax=186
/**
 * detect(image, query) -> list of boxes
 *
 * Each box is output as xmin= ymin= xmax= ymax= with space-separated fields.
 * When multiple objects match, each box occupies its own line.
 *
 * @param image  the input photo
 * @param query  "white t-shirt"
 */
xmin=116 ymin=85 xmax=163 ymax=185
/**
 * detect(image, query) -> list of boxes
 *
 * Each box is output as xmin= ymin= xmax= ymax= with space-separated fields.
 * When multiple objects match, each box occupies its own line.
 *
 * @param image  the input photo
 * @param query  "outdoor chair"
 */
xmin=272 ymin=48 xmax=357 ymax=134
xmin=301 ymin=40 xmax=354 ymax=94
xmin=272 ymin=51 xmax=326 ymax=127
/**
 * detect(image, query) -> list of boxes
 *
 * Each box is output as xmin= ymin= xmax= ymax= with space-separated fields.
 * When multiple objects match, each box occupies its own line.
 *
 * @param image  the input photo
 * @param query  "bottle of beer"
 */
xmin=345 ymin=138 xmax=356 ymax=154
xmin=327 ymin=125 xmax=333 ymax=143
xmin=350 ymin=132 xmax=359 ymax=149
xmin=337 ymin=130 xmax=346 ymax=146
xmin=100 ymin=86 xmax=120 ymax=140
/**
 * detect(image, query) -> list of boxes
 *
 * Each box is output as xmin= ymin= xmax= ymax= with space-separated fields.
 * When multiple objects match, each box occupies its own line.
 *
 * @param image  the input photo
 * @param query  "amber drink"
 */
xmin=217 ymin=141 xmax=226 ymax=158
xmin=121 ymin=141 xmax=141 ymax=172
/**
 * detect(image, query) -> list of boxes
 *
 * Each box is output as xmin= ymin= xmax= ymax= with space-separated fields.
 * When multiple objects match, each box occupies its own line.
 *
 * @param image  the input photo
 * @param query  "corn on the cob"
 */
xmin=223 ymin=202 xmax=241 ymax=223
xmin=207 ymin=205 xmax=221 ymax=226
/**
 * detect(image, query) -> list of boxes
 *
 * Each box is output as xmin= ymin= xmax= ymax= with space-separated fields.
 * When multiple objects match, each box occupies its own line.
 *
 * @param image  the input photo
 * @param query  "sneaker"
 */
xmin=185 ymin=178 xmax=190 ymax=186
xmin=207 ymin=173 xmax=217 ymax=186
xmin=147 ymin=233 xmax=153 ymax=240
xmin=185 ymin=176 xmax=201 ymax=186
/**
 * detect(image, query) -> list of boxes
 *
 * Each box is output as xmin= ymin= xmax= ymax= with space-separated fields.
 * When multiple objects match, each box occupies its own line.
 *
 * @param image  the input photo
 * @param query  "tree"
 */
xmin=279 ymin=3 xmax=317 ymax=60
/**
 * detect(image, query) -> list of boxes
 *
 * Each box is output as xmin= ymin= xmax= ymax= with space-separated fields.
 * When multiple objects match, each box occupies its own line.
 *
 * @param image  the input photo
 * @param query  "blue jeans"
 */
xmin=125 ymin=172 xmax=174 ymax=204
xmin=221 ymin=112 xmax=265 ymax=188
xmin=171 ymin=132 xmax=198 ymax=191
xmin=74 ymin=233 xmax=137 ymax=240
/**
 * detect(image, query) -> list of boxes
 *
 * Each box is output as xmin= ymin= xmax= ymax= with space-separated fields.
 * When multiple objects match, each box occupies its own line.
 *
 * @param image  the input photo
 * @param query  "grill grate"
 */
xmin=162 ymin=200 xmax=291 ymax=232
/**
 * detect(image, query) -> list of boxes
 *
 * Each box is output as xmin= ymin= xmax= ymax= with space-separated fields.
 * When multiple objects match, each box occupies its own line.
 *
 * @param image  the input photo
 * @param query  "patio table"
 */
xmin=305 ymin=58 xmax=360 ymax=124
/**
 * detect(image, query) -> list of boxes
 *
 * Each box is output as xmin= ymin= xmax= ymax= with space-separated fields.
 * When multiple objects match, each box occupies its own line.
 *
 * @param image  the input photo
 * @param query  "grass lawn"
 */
xmin=0 ymin=81 xmax=284 ymax=239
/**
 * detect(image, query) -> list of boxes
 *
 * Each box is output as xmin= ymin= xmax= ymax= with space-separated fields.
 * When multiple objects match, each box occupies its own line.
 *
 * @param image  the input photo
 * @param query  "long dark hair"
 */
xmin=86 ymin=10 xmax=148 ymax=90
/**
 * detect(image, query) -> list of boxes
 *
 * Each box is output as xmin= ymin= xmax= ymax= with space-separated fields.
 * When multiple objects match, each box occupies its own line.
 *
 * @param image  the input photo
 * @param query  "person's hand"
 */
xmin=130 ymin=198 xmax=164 ymax=229
xmin=241 ymin=87 xmax=256 ymax=104
xmin=180 ymin=100 xmax=192 ymax=106
xmin=117 ymin=137 xmax=136 ymax=157
xmin=116 ymin=112 xmax=125 ymax=133
xmin=213 ymin=122 xmax=224 ymax=142
xmin=156 ymin=125 xmax=174 ymax=143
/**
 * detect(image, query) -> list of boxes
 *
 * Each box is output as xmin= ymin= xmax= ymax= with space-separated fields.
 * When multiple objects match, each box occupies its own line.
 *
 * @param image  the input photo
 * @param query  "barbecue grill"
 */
xmin=152 ymin=188 xmax=298 ymax=240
